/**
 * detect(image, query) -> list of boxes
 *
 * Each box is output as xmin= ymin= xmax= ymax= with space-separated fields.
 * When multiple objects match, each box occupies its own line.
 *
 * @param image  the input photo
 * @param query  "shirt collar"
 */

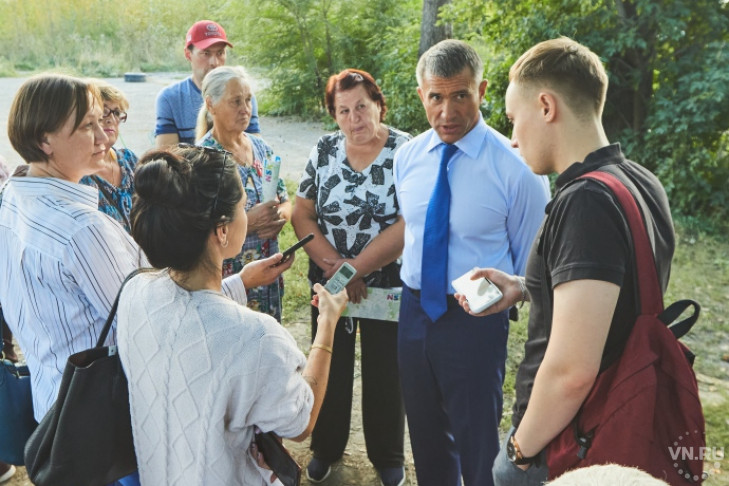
xmin=555 ymin=143 xmax=625 ymax=190
xmin=424 ymin=112 xmax=488 ymax=159
xmin=8 ymin=177 xmax=99 ymax=208
xmin=187 ymin=76 xmax=202 ymax=95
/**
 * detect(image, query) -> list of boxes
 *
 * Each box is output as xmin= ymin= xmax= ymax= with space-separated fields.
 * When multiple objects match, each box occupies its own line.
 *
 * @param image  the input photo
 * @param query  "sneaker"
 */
xmin=378 ymin=466 xmax=405 ymax=486
xmin=0 ymin=462 xmax=16 ymax=483
xmin=306 ymin=457 xmax=332 ymax=483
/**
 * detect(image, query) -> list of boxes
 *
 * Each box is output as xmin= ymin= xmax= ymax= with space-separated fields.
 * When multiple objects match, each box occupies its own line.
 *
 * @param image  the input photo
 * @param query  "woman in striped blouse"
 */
xmin=0 ymin=74 xmax=292 ymax=486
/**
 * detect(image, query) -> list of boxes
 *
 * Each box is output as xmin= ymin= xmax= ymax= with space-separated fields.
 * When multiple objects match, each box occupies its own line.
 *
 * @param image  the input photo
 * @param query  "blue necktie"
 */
xmin=421 ymin=143 xmax=458 ymax=321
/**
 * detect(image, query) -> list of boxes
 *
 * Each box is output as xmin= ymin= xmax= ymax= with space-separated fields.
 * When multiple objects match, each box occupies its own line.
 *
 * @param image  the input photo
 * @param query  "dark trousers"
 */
xmin=310 ymin=305 xmax=405 ymax=469
xmin=398 ymin=285 xmax=508 ymax=486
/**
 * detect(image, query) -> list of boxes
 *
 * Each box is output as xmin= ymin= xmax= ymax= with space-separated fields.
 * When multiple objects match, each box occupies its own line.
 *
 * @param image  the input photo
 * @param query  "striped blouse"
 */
xmin=0 ymin=177 xmax=247 ymax=421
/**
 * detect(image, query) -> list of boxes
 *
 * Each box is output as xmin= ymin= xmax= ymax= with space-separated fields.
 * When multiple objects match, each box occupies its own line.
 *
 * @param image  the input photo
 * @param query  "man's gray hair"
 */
xmin=416 ymin=39 xmax=483 ymax=86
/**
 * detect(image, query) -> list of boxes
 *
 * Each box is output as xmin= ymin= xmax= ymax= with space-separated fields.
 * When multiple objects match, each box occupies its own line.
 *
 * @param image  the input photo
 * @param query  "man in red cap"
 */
xmin=154 ymin=20 xmax=260 ymax=147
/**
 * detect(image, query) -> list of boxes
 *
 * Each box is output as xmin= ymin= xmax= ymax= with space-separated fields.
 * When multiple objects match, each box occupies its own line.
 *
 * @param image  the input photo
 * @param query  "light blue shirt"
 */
xmin=0 ymin=177 xmax=247 ymax=420
xmin=393 ymin=115 xmax=550 ymax=292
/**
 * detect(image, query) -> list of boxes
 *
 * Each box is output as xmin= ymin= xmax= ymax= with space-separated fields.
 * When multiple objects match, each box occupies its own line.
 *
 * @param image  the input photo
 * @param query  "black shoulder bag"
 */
xmin=24 ymin=268 xmax=152 ymax=486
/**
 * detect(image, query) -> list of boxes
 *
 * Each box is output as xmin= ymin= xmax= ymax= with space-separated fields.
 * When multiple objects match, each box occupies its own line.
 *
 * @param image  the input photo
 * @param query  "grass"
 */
xmin=279 ymin=180 xmax=313 ymax=327
xmin=277 ymin=185 xmax=729 ymax=483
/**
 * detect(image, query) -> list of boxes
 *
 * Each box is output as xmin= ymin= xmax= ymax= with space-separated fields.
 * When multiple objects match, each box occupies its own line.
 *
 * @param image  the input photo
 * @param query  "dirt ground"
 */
xmin=0 ymin=75 xmax=416 ymax=486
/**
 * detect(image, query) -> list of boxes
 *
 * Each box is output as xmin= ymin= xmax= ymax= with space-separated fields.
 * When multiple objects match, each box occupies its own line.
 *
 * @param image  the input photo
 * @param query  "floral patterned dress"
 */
xmin=198 ymin=131 xmax=289 ymax=321
xmin=79 ymin=147 xmax=138 ymax=233
xmin=296 ymin=127 xmax=411 ymax=288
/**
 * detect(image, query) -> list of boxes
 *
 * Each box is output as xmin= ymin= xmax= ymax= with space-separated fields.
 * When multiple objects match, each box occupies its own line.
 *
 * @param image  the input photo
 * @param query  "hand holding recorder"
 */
xmin=454 ymin=268 xmax=526 ymax=316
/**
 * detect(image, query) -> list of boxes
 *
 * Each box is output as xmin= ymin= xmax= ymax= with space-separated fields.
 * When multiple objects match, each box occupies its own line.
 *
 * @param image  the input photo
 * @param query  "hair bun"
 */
xmin=134 ymin=150 xmax=190 ymax=208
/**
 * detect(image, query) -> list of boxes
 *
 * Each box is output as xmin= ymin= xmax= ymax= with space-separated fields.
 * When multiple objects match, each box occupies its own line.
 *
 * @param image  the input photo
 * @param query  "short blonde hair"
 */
xmin=509 ymin=37 xmax=608 ymax=117
xmin=89 ymin=79 xmax=130 ymax=111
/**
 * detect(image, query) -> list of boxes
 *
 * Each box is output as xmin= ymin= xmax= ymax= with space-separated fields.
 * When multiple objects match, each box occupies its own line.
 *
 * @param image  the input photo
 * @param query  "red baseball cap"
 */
xmin=186 ymin=20 xmax=233 ymax=50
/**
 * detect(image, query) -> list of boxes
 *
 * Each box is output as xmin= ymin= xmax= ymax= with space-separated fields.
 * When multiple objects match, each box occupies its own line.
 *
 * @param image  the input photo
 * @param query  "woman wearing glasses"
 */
xmin=0 ymin=74 xmax=292 ymax=486
xmin=79 ymin=80 xmax=138 ymax=233
xmin=195 ymin=66 xmax=291 ymax=322
xmin=118 ymin=144 xmax=347 ymax=485
xmin=291 ymin=69 xmax=410 ymax=486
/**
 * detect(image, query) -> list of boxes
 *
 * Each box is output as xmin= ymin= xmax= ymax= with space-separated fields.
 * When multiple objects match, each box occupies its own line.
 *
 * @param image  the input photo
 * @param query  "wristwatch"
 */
xmin=507 ymin=431 xmax=536 ymax=466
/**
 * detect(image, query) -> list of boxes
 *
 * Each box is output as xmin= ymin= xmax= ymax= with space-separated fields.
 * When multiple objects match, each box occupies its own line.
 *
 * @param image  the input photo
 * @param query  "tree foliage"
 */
xmin=442 ymin=0 xmax=729 ymax=226
xmin=0 ymin=0 xmax=726 ymax=225
xmin=226 ymin=0 xmax=423 ymax=120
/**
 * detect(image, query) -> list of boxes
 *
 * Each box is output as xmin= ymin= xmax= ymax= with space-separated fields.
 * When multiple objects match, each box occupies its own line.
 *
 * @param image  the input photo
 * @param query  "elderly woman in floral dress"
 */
xmin=195 ymin=66 xmax=290 ymax=321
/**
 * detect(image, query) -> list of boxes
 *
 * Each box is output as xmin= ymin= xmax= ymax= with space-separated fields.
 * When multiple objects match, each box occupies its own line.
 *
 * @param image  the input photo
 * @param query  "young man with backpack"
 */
xmin=456 ymin=37 xmax=700 ymax=484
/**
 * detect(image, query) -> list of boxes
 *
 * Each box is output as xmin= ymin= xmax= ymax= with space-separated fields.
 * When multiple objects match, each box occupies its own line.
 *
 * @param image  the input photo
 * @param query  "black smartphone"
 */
xmin=276 ymin=233 xmax=314 ymax=266
xmin=255 ymin=431 xmax=301 ymax=486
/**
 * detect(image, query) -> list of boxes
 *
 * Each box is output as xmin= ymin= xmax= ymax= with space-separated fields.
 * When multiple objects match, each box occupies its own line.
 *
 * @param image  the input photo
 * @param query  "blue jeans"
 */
xmin=492 ymin=428 xmax=548 ymax=486
xmin=108 ymin=471 xmax=141 ymax=486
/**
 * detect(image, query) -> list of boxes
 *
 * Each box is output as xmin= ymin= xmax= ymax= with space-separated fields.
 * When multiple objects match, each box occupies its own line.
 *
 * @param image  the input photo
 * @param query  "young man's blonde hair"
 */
xmin=509 ymin=37 xmax=608 ymax=118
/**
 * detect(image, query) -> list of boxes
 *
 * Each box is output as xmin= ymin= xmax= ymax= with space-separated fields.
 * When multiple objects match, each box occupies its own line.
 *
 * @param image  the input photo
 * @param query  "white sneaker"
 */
xmin=0 ymin=463 xmax=16 ymax=483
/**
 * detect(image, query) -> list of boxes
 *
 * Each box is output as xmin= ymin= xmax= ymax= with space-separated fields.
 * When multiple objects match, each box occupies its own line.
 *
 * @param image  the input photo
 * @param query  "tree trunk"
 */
xmin=604 ymin=0 xmax=655 ymax=136
xmin=418 ymin=0 xmax=452 ymax=57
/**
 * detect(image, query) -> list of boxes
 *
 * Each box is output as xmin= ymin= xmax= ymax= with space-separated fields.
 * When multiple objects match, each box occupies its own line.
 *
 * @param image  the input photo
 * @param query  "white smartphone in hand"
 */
xmin=324 ymin=262 xmax=357 ymax=294
xmin=452 ymin=269 xmax=503 ymax=314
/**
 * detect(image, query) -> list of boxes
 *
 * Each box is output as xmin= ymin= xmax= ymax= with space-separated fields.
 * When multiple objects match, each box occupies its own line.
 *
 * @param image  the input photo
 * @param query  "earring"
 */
xmin=221 ymin=239 xmax=229 ymax=248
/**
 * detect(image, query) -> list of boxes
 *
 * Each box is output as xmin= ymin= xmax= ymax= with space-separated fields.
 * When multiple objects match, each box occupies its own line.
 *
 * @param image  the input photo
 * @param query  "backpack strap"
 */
xmin=660 ymin=299 xmax=700 ymax=339
xmin=577 ymin=171 xmax=663 ymax=316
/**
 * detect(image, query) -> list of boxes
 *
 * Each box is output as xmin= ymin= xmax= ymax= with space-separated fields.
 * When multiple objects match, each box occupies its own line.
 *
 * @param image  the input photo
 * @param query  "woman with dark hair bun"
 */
xmin=118 ymin=144 xmax=348 ymax=486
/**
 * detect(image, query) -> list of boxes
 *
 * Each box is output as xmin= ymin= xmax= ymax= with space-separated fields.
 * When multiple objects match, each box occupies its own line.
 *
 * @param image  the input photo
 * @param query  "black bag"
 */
xmin=255 ymin=431 xmax=301 ymax=486
xmin=0 ymin=306 xmax=38 ymax=465
xmin=24 ymin=269 xmax=150 ymax=486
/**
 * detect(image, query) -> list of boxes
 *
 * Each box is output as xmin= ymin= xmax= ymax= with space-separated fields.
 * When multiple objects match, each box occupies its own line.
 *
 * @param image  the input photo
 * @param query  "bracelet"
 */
xmin=310 ymin=343 xmax=333 ymax=354
xmin=517 ymin=277 xmax=528 ymax=308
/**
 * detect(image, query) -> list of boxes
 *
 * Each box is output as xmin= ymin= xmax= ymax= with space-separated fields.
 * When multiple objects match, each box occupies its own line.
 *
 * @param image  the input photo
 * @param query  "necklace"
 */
xmin=106 ymin=150 xmax=120 ymax=186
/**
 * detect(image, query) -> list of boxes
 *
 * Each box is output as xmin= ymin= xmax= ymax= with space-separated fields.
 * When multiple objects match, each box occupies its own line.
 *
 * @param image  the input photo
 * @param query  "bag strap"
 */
xmin=96 ymin=268 xmax=154 ymax=348
xmin=577 ymin=171 xmax=663 ymax=316
xmin=661 ymin=299 xmax=700 ymax=339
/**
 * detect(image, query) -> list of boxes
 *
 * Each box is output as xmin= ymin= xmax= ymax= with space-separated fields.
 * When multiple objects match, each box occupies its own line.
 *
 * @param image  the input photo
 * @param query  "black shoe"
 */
xmin=306 ymin=457 xmax=332 ymax=483
xmin=378 ymin=466 xmax=405 ymax=486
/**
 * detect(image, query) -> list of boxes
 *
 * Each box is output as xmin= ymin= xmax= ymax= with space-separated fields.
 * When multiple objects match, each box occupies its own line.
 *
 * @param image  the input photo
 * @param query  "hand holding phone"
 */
xmin=452 ymin=269 xmax=503 ymax=314
xmin=275 ymin=233 xmax=314 ymax=266
xmin=324 ymin=262 xmax=357 ymax=294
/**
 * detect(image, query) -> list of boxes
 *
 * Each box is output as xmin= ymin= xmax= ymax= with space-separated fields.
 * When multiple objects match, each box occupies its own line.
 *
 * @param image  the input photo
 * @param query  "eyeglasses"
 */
xmin=177 ymin=143 xmax=232 ymax=222
xmin=103 ymin=107 xmax=127 ymax=123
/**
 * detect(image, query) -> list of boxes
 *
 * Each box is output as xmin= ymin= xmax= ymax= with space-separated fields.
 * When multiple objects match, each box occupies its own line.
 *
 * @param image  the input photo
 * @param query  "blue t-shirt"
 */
xmin=154 ymin=77 xmax=260 ymax=144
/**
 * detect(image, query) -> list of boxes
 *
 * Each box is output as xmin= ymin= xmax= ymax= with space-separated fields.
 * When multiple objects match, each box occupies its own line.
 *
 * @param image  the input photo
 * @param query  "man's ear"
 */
xmin=478 ymin=79 xmax=488 ymax=100
xmin=417 ymin=86 xmax=425 ymax=105
xmin=538 ymin=92 xmax=558 ymax=123
xmin=184 ymin=47 xmax=193 ymax=62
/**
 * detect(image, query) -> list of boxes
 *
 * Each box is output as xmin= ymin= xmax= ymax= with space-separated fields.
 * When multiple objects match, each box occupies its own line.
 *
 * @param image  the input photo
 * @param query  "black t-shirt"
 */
xmin=512 ymin=144 xmax=675 ymax=428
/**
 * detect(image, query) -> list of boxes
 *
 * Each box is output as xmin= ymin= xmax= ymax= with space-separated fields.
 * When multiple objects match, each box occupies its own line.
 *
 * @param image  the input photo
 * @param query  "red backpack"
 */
xmin=546 ymin=171 xmax=705 ymax=484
